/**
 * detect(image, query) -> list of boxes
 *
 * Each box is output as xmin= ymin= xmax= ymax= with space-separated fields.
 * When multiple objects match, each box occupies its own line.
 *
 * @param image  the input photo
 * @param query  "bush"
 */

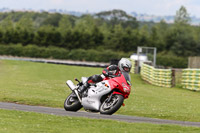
xmin=22 ymin=45 xmax=45 ymax=57
xmin=0 ymin=44 xmax=129 ymax=62
xmin=0 ymin=44 xmax=69 ymax=59
xmin=45 ymin=46 xmax=69 ymax=59
xmin=0 ymin=44 xmax=187 ymax=67
xmin=156 ymin=53 xmax=188 ymax=68
xmin=68 ymin=49 xmax=129 ymax=62
xmin=68 ymin=49 xmax=87 ymax=61
xmin=94 ymin=50 xmax=129 ymax=62
xmin=0 ymin=44 xmax=23 ymax=56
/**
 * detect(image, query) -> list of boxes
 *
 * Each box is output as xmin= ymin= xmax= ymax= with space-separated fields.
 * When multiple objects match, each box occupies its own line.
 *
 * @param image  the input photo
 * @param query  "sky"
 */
xmin=0 ymin=0 xmax=200 ymax=17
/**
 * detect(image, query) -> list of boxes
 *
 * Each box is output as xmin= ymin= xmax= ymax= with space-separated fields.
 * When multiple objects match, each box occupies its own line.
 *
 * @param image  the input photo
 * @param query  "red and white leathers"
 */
xmin=78 ymin=65 xmax=121 ymax=93
xmin=87 ymin=65 xmax=120 ymax=84
xmin=79 ymin=58 xmax=132 ymax=93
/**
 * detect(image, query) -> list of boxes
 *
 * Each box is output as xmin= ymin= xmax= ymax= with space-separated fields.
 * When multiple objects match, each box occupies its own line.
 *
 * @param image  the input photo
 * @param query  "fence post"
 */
xmin=171 ymin=69 xmax=176 ymax=87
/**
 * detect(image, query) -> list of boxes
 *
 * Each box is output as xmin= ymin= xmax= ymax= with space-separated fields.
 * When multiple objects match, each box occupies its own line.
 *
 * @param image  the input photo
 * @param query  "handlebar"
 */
xmin=75 ymin=78 xmax=83 ymax=86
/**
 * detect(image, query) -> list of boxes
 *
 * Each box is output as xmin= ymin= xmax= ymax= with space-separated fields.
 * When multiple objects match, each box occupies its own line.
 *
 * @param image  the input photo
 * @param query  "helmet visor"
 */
xmin=123 ymin=67 xmax=130 ymax=72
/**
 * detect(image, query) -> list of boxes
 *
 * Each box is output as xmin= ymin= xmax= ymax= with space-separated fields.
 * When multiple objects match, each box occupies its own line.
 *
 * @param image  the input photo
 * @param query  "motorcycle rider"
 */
xmin=79 ymin=58 xmax=132 ymax=93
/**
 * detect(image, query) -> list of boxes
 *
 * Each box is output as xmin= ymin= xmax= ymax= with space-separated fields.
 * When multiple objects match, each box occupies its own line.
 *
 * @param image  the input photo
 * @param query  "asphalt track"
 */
xmin=0 ymin=102 xmax=200 ymax=127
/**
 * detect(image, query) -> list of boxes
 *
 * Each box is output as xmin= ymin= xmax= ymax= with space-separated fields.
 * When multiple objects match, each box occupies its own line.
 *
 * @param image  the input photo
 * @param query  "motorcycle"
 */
xmin=64 ymin=72 xmax=131 ymax=115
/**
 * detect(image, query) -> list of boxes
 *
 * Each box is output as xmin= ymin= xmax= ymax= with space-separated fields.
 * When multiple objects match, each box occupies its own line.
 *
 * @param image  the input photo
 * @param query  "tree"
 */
xmin=0 ymin=17 xmax=14 ymax=31
xmin=74 ymin=15 xmax=95 ymax=33
xmin=165 ymin=26 xmax=197 ymax=56
xmin=90 ymin=26 xmax=104 ymax=48
xmin=105 ymin=24 xmax=124 ymax=50
xmin=174 ymin=6 xmax=191 ymax=25
xmin=149 ymin=20 xmax=168 ymax=51
xmin=138 ymin=25 xmax=150 ymax=47
xmin=14 ymin=17 xmax=35 ymax=45
xmin=96 ymin=9 xmax=138 ymax=29
xmin=34 ymin=26 xmax=61 ymax=47
xmin=165 ymin=6 xmax=199 ymax=56
xmin=41 ymin=13 xmax=62 ymax=27
xmin=58 ymin=15 xmax=73 ymax=35
xmin=0 ymin=17 xmax=15 ymax=44
xmin=15 ymin=16 xmax=34 ymax=31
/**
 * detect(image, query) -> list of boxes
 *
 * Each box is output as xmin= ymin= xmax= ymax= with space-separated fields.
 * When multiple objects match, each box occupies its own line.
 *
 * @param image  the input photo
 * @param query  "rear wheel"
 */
xmin=64 ymin=92 xmax=82 ymax=111
xmin=100 ymin=94 xmax=124 ymax=115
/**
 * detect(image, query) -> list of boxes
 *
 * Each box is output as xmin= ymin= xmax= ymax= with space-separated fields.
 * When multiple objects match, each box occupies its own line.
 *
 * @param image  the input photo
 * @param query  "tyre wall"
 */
xmin=181 ymin=69 xmax=200 ymax=91
xmin=141 ymin=63 xmax=172 ymax=88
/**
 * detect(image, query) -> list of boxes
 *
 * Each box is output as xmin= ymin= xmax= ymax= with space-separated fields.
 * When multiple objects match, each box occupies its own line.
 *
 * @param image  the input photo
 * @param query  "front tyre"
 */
xmin=64 ymin=92 xmax=82 ymax=111
xmin=100 ymin=94 xmax=124 ymax=115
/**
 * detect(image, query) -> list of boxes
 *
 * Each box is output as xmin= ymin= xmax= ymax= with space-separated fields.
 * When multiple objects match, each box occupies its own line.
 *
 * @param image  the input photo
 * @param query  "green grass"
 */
xmin=0 ymin=60 xmax=102 ymax=107
xmin=0 ymin=60 xmax=200 ymax=122
xmin=0 ymin=109 xmax=200 ymax=133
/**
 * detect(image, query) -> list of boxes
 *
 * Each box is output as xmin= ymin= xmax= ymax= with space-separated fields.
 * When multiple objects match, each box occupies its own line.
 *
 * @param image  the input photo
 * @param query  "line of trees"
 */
xmin=0 ymin=6 xmax=199 ymax=67
xmin=0 ymin=10 xmax=139 ymax=51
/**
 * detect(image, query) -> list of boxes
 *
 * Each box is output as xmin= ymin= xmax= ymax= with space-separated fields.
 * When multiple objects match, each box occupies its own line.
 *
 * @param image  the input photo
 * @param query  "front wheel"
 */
xmin=100 ymin=94 xmax=124 ymax=115
xmin=64 ymin=92 xmax=82 ymax=111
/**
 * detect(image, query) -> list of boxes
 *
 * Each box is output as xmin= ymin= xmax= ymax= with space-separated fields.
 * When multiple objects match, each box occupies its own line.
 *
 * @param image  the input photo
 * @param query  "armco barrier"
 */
xmin=181 ymin=69 xmax=200 ymax=91
xmin=0 ymin=56 xmax=109 ymax=68
xmin=141 ymin=63 xmax=172 ymax=88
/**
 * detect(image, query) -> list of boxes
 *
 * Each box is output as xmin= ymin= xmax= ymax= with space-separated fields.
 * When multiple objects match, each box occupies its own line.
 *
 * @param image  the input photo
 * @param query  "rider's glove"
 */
xmin=102 ymin=68 xmax=109 ymax=77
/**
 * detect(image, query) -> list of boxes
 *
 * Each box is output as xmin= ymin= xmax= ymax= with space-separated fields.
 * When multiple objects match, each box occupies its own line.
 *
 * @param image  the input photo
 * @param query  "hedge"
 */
xmin=0 ymin=44 xmax=128 ymax=62
xmin=0 ymin=44 xmax=188 ymax=68
xmin=156 ymin=54 xmax=188 ymax=68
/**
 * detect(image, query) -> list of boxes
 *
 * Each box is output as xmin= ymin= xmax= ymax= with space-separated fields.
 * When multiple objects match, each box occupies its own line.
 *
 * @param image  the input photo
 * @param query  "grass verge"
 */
xmin=0 ymin=109 xmax=200 ymax=133
xmin=0 ymin=60 xmax=200 ymax=122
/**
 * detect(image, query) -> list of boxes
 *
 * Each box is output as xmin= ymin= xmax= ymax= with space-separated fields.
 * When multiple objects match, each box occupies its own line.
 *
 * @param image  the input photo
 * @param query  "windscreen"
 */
xmin=122 ymin=72 xmax=131 ymax=85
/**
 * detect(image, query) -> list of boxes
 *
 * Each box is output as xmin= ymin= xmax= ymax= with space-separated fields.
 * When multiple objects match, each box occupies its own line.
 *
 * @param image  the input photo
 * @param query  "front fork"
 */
xmin=66 ymin=80 xmax=82 ymax=103
xmin=107 ymin=91 xmax=125 ymax=106
xmin=73 ymin=89 xmax=82 ymax=103
xmin=106 ymin=93 xmax=113 ymax=103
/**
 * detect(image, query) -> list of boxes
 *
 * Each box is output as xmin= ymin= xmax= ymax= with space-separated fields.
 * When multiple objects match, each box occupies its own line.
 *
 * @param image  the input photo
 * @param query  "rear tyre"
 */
xmin=100 ymin=94 xmax=124 ymax=115
xmin=64 ymin=92 xmax=82 ymax=111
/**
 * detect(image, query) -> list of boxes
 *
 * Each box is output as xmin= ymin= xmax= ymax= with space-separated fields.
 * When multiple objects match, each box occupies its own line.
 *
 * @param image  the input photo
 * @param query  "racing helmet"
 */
xmin=118 ymin=58 xmax=132 ymax=73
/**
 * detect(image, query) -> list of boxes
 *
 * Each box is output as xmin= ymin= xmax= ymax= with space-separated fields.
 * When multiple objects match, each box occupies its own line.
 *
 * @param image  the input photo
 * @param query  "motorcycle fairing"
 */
xmin=81 ymin=80 xmax=111 ymax=111
xmin=108 ymin=73 xmax=131 ymax=98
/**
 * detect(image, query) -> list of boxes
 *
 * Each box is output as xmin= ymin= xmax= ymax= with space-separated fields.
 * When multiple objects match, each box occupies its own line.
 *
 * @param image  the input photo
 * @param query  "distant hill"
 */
xmin=0 ymin=7 xmax=84 ymax=17
xmin=130 ymin=11 xmax=200 ymax=25
xmin=0 ymin=8 xmax=199 ymax=25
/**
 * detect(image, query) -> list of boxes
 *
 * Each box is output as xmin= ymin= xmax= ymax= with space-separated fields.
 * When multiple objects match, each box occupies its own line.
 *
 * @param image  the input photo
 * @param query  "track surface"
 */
xmin=0 ymin=102 xmax=200 ymax=127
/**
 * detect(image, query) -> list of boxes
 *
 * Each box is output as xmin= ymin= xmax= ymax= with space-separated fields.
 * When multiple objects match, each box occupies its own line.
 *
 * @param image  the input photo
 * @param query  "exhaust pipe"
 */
xmin=66 ymin=80 xmax=82 ymax=103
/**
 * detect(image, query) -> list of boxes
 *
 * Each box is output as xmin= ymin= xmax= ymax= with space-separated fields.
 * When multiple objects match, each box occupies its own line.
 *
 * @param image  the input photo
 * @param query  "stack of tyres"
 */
xmin=182 ymin=69 xmax=200 ymax=91
xmin=130 ymin=59 xmax=135 ymax=74
xmin=141 ymin=64 xmax=172 ymax=88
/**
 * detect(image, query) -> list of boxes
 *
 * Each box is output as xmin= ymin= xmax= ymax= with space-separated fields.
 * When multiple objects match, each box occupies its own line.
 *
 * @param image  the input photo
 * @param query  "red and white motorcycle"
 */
xmin=64 ymin=72 xmax=131 ymax=115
